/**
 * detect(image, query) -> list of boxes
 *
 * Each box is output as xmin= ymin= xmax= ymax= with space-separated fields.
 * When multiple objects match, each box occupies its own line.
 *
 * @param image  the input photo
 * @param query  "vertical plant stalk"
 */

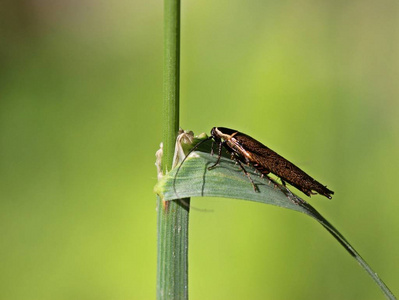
xmin=157 ymin=0 xmax=190 ymax=299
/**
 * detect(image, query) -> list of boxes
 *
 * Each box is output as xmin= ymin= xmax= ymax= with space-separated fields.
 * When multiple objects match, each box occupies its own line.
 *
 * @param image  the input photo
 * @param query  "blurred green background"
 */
xmin=1 ymin=1 xmax=398 ymax=299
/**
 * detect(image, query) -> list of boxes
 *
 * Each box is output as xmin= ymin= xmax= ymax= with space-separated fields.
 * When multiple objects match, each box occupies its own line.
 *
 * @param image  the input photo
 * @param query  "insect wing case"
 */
xmin=215 ymin=127 xmax=334 ymax=199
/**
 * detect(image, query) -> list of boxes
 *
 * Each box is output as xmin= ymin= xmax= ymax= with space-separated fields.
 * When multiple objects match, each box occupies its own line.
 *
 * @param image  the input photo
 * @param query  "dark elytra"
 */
xmin=210 ymin=127 xmax=334 ymax=199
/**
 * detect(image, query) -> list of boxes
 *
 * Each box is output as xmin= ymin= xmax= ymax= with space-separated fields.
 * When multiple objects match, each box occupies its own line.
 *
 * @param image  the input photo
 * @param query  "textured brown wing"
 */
xmin=230 ymin=131 xmax=334 ymax=199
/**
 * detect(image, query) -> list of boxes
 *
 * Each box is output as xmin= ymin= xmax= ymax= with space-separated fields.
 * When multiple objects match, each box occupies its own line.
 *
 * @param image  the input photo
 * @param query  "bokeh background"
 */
xmin=1 ymin=1 xmax=398 ymax=299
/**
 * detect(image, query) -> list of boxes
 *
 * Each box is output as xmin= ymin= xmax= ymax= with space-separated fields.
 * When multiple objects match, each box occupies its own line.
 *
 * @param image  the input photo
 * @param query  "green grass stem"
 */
xmin=157 ymin=0 xmax=190 ymax=299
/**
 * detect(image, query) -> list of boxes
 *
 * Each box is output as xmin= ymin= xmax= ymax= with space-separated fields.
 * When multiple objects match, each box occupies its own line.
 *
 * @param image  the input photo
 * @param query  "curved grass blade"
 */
xmin=155 ymin=149 xmax=396 ymax=300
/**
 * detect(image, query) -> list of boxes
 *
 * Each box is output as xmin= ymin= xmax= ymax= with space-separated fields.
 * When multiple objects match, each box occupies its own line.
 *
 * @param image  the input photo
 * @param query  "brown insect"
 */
xmin=175 ymin=127 xmax=334 ymax=200
xmin=208 ymin=127 xmax=334 ymax=199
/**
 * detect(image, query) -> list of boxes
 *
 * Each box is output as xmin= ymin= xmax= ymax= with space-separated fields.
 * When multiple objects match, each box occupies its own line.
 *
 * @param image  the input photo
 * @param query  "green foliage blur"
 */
xmin=1 ymin=1 xmax=398 ymax=299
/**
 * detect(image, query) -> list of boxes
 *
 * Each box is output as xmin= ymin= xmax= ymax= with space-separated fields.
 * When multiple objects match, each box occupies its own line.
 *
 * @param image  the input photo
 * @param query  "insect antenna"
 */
xmin=173 ymin=136 xmax=213 ymax=199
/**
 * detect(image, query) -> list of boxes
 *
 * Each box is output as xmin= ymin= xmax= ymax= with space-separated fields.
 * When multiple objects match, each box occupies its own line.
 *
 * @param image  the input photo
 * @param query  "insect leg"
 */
xmin=233 ymin=157 xmax=259 ymax=192
xmin=266 ymin=176 xmax=280 ymax=187
xmin=208 ymin=141 xmax=224 ymax=170
xmin=280 ymin=179 xmax=305 ymax=204
xmin=250 ymin=162 xmax=280 ymax=188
